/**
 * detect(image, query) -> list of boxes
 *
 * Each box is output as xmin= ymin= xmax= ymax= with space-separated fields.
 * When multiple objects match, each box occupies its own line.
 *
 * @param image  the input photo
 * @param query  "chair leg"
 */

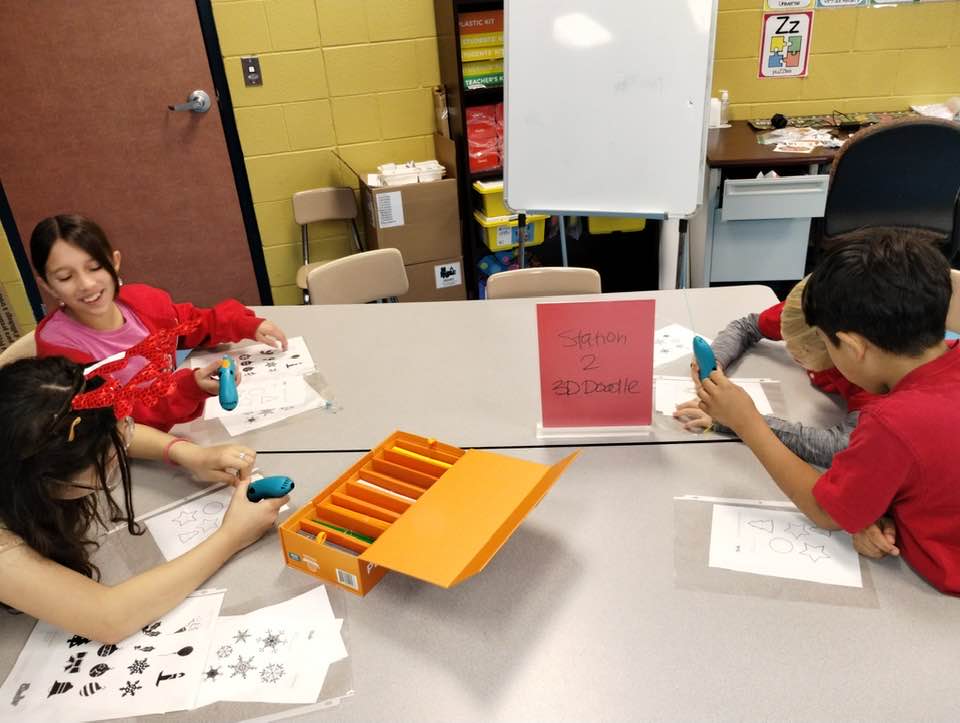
xmin=350 ymin=219 xmax=364 ymax=252
xmin=301 ymin=225 xmax=310 ymax=304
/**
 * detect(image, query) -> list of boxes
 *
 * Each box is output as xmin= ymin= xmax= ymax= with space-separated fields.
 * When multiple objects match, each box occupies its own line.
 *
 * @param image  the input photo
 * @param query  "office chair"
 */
xmin=823 ymin=118 xmax=960 ymax=261
xmin=485 ymin=267 xmax=601 ymax=300
xmin=305 ymin=248 xmax=409 ymax=305
xmin=293 ymin=187 xmax=365 ymax=303
xmin=0 ymin=330 xmax=36 ymax=366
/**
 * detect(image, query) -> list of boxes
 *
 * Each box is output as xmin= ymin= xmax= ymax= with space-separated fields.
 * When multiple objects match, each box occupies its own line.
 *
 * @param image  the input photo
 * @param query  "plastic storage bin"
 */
xmin=473 ymin=211 xmax=547 ymax=251
xmin=586 ymin=216 xmax=647 ymax=234
xmin=472 ymin=179 xmax=510 ymax=217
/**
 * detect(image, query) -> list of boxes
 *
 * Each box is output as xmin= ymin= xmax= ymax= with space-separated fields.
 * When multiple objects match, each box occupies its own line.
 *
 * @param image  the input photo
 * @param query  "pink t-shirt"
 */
xmin=38 ymin=301 xmax=150 ymax=383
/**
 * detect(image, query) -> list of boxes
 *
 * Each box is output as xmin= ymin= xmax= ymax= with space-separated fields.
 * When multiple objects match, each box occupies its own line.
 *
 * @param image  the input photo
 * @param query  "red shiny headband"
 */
xmin=71 ymin=318 xmax=202 ymax=419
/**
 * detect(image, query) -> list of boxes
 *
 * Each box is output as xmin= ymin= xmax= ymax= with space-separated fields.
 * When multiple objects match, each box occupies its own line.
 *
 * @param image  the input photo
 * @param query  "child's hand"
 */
xmin=852 ymin=517 xmax=899 ymax=559
xmin=217 ymin=479 xmax=288 ymax=551
xmin=192 ymin=356 xmax=243 ymax=395
xmin=695 ymin=367 xmax=760 ymax=432
xmin=255 ymin=320 xmax=288 ymax=351
xmin=673 ymin=400 xmax=714 ymax=431
xmin=171 ymin=442 xmax=256 ymax=484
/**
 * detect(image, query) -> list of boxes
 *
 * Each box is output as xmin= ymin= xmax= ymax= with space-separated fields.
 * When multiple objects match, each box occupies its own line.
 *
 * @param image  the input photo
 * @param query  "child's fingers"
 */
xmin=675 ymin=398 xmax=700 ymax=411
xmin=872 ymin=522 xmax=899 ymax=555
xmin=863 ymin=524 xmax=899 ymax=556
xmin=206 ymin=470 xmax=238 ymax=485
xmin=879 ymin=516 xmax=897 ymax=543
xmin=199 ymin=359 xmax=221 ymax=378
xmin=263 ymin=495 xmax=290 ymax=512
xmin=853 ymin=534 xmax=883 ymax=559
xmin=272 ymin=327 xmax=289 ymax=351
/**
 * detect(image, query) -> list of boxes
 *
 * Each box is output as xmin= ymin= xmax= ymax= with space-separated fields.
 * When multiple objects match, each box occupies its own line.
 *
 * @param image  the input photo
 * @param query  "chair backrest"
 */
xmin=824 ymin=118 xmax=960 ymax=259
xmin=306 ymin=248 xmax=409 ymax=305
xmin=0 ymin=330 xmax=37 ymax=366
xmin=292 ymin=187 xmax=357 ymax=224
xmin=485 ymin=267 xmax=601 ymax=300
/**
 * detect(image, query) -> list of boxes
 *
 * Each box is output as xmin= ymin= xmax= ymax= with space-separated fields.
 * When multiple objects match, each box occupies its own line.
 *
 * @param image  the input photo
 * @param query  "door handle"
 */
xmin=168 ymin=90 xmax=211 ymax=113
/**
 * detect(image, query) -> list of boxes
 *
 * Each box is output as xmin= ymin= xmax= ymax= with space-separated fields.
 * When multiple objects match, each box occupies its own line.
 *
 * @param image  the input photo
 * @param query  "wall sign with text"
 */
xmin=758 ymin=11 xmax=813 ymax=78
xmin=536 ymin=299 xmax=655 ymax=428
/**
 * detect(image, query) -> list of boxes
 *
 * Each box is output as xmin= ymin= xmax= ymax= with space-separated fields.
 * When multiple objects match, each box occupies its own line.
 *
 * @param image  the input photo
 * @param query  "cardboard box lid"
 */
xmin=359 ymin=449 xmax=578 ymax=588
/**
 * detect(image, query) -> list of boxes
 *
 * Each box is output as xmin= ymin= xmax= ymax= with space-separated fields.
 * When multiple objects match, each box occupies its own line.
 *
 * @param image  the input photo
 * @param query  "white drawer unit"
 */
xmin=710 ymin=211 xmax=812 ymax=282
xmin=698 ymin=170 xmax=830 ymax=284
xmin=721 ymin=174 xmax=829 ymax=222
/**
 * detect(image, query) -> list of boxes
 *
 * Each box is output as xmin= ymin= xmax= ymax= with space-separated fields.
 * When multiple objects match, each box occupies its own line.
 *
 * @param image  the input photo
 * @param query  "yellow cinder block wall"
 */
xmin=4 ymin=1 xmax=954 ymax=320
xmin=0 ymin=223 xmax=35 ymax=333
xmin=211 ymin=0 xmax=441 ymax=305
xmin=714 ymin=0 xmax=960 ymax=121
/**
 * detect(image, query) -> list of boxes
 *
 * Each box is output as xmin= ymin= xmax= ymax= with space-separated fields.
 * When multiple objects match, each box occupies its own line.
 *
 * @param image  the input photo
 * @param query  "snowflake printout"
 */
xmin=193 ymin=587 xmax=347 ymax=708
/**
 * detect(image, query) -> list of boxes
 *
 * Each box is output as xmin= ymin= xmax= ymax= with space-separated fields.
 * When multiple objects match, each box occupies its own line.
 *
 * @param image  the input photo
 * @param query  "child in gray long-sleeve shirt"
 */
xmin=674 ymin=276 xmax=877 ymax=468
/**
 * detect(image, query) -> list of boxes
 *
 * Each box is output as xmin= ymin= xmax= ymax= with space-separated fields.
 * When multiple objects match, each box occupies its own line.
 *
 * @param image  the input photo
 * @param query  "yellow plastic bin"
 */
xmin=472 ymin=179 xmax=510 ymax=217
xmin=474 ymin=211 xmax=548 ymax=251
xmin=587 ymin=216 xmax=647 ymax=234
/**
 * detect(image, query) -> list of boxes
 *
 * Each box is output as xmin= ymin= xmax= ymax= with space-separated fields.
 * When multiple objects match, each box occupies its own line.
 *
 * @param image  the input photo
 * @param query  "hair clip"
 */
xmin=71 ymin=318 xmax=203 ymax=419
xmin=66 ymin=416 xmax=82 ymax=442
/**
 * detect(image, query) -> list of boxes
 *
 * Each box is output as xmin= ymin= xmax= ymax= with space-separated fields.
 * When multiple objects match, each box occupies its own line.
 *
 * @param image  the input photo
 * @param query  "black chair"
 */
xmin=823 ymin=118 xmax=960 ymax=261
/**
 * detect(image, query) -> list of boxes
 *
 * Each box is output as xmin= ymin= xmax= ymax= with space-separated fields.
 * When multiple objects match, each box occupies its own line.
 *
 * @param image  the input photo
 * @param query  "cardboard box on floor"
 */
xmin=280 ymin=431 xmax=578 ymax=596
xmin=353 ymin=133 xmax=461 ymax=265
xmin=401 ymin=255 xmax=466 ymax=302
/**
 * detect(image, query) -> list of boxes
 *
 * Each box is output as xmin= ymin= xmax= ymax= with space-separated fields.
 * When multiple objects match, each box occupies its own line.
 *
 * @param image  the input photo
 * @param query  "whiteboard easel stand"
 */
xmin=557 ymin=215 xmax=568 ymax=267
xmin=518 ymin=212 xmax=526 ymax=269
xmin=676 ymin=219 xmax=690 ymax=289
xmin=515 ymin=213 xmax=569 ymax=270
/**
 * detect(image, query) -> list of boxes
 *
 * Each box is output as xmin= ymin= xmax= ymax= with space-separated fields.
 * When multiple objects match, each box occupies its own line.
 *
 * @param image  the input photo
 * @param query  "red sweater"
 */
xmin=36 ymin=284 xmax=263 ymax=431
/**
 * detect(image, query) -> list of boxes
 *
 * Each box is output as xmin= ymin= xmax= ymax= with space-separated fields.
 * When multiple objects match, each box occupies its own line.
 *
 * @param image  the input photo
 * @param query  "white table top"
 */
xmin=2 ymin=444 xmax=951 ymax=722
xmin=5 ymin=287 xmax=922 ymax=723
xmin=175 ymin=287 xmax=845 ymax=452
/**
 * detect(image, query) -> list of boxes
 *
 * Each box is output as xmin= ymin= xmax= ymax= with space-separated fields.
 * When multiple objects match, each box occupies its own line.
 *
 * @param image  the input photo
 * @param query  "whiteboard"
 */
xmin=504 ymin=1 xmax=718 ymax=218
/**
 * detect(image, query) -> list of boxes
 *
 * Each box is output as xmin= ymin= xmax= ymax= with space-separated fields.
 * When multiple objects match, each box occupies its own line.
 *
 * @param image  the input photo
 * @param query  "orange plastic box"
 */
xmin=280 ymin=431 xmax=578 ymax=595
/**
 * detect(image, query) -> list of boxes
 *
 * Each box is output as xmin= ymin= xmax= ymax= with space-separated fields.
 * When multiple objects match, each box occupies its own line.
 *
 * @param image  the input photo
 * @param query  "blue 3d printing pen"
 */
xmin=693 ymin=336 xmax=716 ymax=381
xmin=247 ymin=475 xmax=295 ymax=502
xmin=218 ymin=356 xmax=238 ymax=411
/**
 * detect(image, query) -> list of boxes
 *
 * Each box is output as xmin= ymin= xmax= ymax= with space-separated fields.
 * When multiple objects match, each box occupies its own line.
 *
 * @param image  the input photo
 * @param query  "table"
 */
xmin=6 ymin=286 xmax=931 ymax=723
xmin=174 ymin=287 xmax=844 ymax=452
xmin=2 ymin=444 xmax=952 ymax=722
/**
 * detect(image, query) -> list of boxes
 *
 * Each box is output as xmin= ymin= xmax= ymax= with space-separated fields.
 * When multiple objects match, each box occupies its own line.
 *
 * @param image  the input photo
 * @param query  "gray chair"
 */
xmin=824 ymin=118 xmax=960 ymax=260
xmin=293 ymin=187 xmax=364 ymax=303
xmin=0 ymin=330 xmax=36 ymax=366
xmin=305 ymin=248 xmax=409 ymax=305
xmin=485 ymin=267 xmax=601 ymax=300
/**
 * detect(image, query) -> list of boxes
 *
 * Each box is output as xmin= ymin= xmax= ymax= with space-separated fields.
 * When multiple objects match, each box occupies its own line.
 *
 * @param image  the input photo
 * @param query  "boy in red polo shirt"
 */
xmin=696 ymin=228 xmax=960 ymax=595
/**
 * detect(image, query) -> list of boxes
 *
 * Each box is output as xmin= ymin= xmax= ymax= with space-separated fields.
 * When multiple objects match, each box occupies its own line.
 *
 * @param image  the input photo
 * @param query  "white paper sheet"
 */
xmin=0 ymin=590 xmax=224 ymax=722
xmin=144 ymin=476 xmax=289 ymax=562
xmin=189 ymin=336 xmax=315 ymax=381
xmin=219 ymin=384 xmax=327 ymax=437
xmin=709 ymin=504 xmax=863 ymax=588
xmin=653 ymin=324 xmax=712 ymax=368
xmin=145 ymin=486 xmax=234 ymax=561
xmin=193 ymin=587 xmax=347 ymax=708
xmin=654 ymin=375 xmax=774 ymax=416
xmin=202 ymin=376 xmax=308 ymax=421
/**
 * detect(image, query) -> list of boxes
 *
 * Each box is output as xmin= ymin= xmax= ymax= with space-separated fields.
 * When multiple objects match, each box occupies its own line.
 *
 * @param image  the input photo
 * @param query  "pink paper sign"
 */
xmin=536 ymin=299 xmax=655 ymax=428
